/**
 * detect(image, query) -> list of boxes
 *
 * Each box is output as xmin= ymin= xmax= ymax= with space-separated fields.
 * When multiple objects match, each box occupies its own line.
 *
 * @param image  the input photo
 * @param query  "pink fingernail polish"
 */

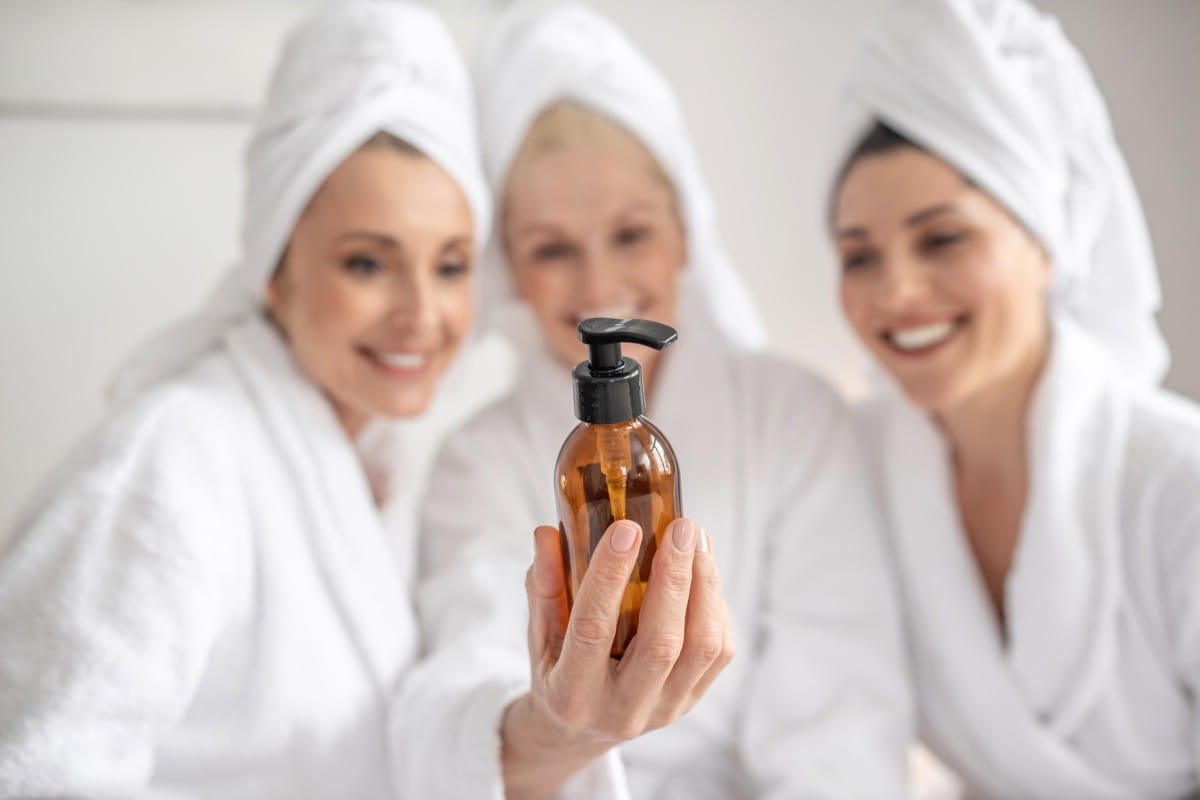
xmin=611 ymin=520 xmax=639 ymax=553
xmin=673 ymin=519 xmax=698 ymax=551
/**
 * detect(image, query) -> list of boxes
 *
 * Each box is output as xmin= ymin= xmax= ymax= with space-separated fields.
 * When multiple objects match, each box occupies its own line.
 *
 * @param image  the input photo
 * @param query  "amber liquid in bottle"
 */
xmin=554 ymin=416 xmax=682 ymax=659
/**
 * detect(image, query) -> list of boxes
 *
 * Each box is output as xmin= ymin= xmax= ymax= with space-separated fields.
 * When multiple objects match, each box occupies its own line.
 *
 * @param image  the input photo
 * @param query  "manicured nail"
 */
xmin=611 ymin=520 xmax=639 ymax=553
xmin=697 ymin=528 xmax=711 ymax=553
xmin=672 ymin=519 xmax=698 ymax=552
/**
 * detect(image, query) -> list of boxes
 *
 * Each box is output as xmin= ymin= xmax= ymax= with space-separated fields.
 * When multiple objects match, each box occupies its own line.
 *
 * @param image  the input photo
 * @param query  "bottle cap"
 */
xmin=573 ymin=318 xmax=678 ymax=424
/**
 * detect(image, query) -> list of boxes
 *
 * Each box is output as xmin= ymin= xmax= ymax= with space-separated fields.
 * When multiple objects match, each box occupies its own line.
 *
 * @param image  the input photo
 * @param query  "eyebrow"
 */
xmin=336 ymin=231 xmax=402 ymax=249
xmin=336 ymin=231 xmax=473 ymax=251
xmin=616 ymin=202 xmax=663 ymax=218
xmin=834 ymin=203 xmax=962 ymax=240
xmin=904 ymin=203 xmax=959 ymax=227
xmin=440 ymin=234 xmax=472 ymax=251
xmin=510 ymin=222 xmax=564 ymax=240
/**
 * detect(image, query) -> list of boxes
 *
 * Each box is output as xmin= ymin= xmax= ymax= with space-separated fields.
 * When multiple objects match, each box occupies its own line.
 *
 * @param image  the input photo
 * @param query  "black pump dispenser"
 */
xmin=573 ymin=318 xmax=678 ymax=424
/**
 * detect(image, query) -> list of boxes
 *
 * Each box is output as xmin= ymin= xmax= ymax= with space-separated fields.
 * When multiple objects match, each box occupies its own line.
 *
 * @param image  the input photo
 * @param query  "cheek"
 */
xmin=635 ymin=241 xmax=685 ymax=302
xmin=514 ymin=263 xmax=574 ymax=315
xmin=953 ymin=243 xmax=1049 ymax=378
xmin=299 ymin=276 xmax=381 ymax=339
xmin=838 ymin=277 xmax=874 ymax=339
xmin=953 ymin=246 xmax=1035 ymax=333
xmin=437 ymin=280 xmax=475 ymax=342
xmin=955 ymin=249 xmax=1005 ymax=305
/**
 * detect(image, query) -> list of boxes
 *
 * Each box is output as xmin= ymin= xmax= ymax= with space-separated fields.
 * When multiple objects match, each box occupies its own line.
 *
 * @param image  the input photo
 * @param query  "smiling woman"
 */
xmin=834 ymin=123 xmax=1051 ymax=415
xmin=502 ymin=102 xmax=687 ymax=389
xmin=0 ymin=3 xmax=495 ymax=797
xmin=395 ymin=5 xmax=911 ymax=799
xmin=826 ymin=0 xmax=1200 ymax=797
xmin=267 ymin=134 xmax=476 ymax=436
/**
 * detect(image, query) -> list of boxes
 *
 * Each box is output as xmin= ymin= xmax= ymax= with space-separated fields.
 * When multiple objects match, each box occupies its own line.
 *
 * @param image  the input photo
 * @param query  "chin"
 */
xmin=359 ymin=380 xmax=438 ymax=420
xmin=894 ymin=374 xmax=971 ymax=414
xmin=378 ymin=394 xmax=435 ymax=419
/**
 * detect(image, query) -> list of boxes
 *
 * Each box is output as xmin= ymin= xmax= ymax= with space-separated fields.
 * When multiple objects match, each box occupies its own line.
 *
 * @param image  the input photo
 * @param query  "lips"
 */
xmin=360 ymin=346 xmax=432 ymax=376
xmin=881 ymin=315 xmax=968 ymax=355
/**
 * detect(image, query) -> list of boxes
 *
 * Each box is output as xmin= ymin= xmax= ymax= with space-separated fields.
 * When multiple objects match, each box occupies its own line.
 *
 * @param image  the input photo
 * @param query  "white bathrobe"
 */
xmin=0 ymin=316 xmax=426 ymax=798
xmin=399 ymin=313 xmax=913 ymax=799
xmin=0 ymin=2 xmax=527 ymax=795
xmin=858 ymin=318 xmax=1200 ymax=799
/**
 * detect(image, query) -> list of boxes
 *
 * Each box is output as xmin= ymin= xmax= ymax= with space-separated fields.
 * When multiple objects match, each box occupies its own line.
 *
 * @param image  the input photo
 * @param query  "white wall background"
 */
xmin=1 ymin=0 xmax=1197 ymax=532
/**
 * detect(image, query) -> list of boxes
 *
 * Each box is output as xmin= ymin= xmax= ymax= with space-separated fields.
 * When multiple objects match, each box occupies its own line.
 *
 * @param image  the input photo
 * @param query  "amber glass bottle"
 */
xmin=554 ymin=318 xmax=682 ymax=658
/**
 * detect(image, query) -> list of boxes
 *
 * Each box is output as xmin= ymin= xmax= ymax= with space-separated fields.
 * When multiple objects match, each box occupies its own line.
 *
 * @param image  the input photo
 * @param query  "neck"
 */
xmin=934 ymin=329 xmax=1050 ymax=628
xmin=935 ymin=334 xmax=1049 ymax=478
xmin=329 ymin=397 xmax=368 ymax=442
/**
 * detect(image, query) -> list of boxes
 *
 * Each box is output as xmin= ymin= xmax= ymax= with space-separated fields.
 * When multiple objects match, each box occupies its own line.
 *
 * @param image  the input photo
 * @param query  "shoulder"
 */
xmin=1125 ymin=387 xmax=1200 ymax=465
xmin=432 ymin=388 xmax=528 ymax=468
xmin=1100 ymin=385 xmax=1200 ymax=646
xmin=14 ymin=353 xmax=261 ymax=537
xmin=1122 ymin=387 xmax=1200 ymax=504
xmin=725 ymin=349 xmax=847 ymax=426
xmin=2 ymin=355 xmax=258 ymax=623
xmin=1121 ymin=389 xmax=1200 ymax=670
xmin=721 ymin=351 xmax=862 ymax=491
xmin=109 ymin=355 xmax=258 ymax=480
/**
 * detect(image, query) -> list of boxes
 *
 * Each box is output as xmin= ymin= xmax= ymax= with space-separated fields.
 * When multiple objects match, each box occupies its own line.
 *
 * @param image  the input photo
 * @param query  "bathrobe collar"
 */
xmin=879 ymin=316 xmax=1135 ymax=798
xmin=223 ymin=314 xmax=417 ymax=700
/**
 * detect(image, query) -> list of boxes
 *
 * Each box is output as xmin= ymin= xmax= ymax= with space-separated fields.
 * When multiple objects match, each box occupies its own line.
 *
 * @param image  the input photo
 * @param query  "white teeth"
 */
xmin=375 ymin=352 xmax=427 ymax=369
xmin=581 ymin=306 xmax=638 ymax=321
xmin=888 ymin=321 xmax=956 ymax=351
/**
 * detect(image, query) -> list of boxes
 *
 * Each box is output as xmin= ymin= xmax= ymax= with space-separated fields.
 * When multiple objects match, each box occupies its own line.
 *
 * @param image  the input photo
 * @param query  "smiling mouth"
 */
xmin=360 ymin=347 xmax=432 ymax=376
xmin=882 ymin=315 xmax=969 ymax=355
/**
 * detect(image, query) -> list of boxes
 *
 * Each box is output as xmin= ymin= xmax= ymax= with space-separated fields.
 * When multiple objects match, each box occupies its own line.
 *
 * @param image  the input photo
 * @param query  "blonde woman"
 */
xmin=395 ymin=6 xmax=911 ymax=798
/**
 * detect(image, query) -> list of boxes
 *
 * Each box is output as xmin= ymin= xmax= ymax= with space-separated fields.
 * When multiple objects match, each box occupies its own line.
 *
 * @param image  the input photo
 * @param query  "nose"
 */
xmin=386 ymin=269 xmax=439 ymax=333
xmin=876 ymin=254 xmax=930 ymax=312
xmin=577 ymin=251 xmax=626 ymax=311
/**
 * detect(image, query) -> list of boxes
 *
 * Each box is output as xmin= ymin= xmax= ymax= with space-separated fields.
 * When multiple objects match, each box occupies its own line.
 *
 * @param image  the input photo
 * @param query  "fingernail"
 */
xmin=697 ymin=528 xmax=711 ymax=553
xmin=672 ymin=519 xmax=697 ymax=552
xmin=611 ymin=520 xmax=639 ymax=553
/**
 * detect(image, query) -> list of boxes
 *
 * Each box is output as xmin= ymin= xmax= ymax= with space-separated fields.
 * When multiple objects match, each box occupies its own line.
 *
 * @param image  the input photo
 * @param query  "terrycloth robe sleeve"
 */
xmin=0 ymin=396 xmax=246 ymax=798
xmin=738 ymin=384 xmax=914 ymax=798
xmin=390 ymin=406 xmax=628 ymax=800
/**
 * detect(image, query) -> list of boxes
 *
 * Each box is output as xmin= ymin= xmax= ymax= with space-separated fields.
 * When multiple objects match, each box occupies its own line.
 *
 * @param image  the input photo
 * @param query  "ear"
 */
xmin=265 ymin=252 xmax=291 ymax=322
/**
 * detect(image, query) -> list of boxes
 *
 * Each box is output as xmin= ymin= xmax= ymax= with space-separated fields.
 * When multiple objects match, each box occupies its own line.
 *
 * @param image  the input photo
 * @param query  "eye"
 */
xmin=343 ymin=254 xmax=382 ymax=275
xmin=615 ymin=225 xmax=651 ymax=247
xmin=531 ymin=241 xmax=575 ymax=262
xmin=840 ymin=250 xmax=877 ymax=272
xmin=438 ymin=260 xmax=471 ymax=280
xmin=923 ymin=230 xmax=966 ymax=251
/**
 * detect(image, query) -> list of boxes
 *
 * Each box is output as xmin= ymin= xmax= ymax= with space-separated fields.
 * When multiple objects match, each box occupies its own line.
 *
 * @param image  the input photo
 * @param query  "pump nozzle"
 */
xmin=578 ymin=318 xmax=678 ymax=373
xmin=572 ymin=318 xmax=678 ymax=425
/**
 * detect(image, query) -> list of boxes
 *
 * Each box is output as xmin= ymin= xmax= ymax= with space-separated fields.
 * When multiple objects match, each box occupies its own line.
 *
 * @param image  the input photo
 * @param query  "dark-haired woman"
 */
xmin=828 ymin=1 xmax=1199 ymax=797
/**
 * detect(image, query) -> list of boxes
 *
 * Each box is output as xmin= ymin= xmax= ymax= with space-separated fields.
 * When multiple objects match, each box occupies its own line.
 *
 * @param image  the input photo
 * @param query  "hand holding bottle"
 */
xmin=500 ymin=518 xmax=734 ymax=800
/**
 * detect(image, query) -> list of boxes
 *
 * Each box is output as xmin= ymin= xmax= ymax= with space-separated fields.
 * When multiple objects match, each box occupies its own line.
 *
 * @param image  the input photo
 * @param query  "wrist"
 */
xmin=501 ymin=692 xmax=611 ymax=796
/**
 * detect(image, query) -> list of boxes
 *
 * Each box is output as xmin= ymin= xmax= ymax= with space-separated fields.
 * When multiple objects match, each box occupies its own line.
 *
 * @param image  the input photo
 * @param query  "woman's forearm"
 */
xmin=500 ymin=693 xmax=611 ymax=800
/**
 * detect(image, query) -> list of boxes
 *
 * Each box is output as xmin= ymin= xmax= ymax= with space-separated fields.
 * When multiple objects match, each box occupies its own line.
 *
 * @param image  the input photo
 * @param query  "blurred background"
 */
xmin=1 ymin=0 xmax=1197 ymax=532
